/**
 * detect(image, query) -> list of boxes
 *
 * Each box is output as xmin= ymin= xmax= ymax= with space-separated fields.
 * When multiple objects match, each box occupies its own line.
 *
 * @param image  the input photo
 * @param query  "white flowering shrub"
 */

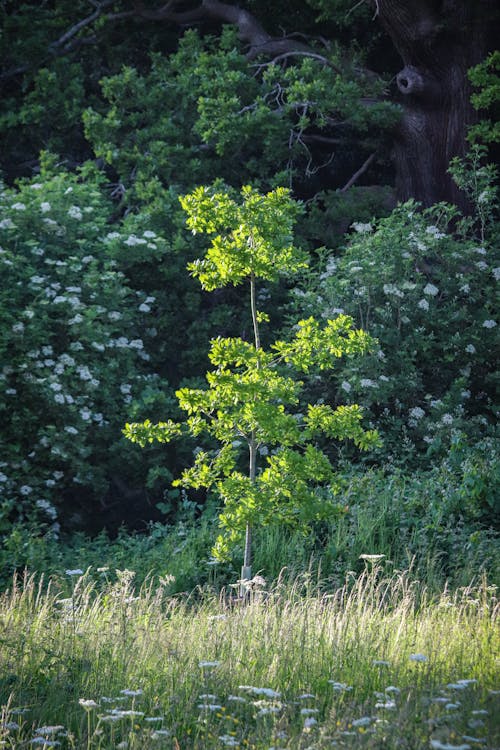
xmin=0 ymin=161 xmax=178 ymax=546
xmin=289 ymin=188 xmax=499 ymax=462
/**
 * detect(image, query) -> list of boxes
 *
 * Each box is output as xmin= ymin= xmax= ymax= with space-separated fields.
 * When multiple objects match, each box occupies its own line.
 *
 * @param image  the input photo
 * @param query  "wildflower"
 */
xmin=124 ymin=235 xmax=147 ymax=246
xmin=429 ymin=741 xmax=471 ymax=750
xmin=218 ymin=737 xmax=239 ymax=747
xmin=482 ymin=319 xmax=497 ymax=328
xmin=12 ymin=322 xmax=25 ymax=333
xmin=111 ymin=709 xmax=144 ymax=717
xmin=40 ymin=202 xmax=51 ymax=212
xmin=32 ymin=726 xmax=65 ymax=736
xmin=239 ymin=686 xmax=281 ymax=699
xmin=359 ymin=554 xmax=385 ymax=562
xmin=36 ymin=500 xmax=57 ymax=519
xmin=11 ymin=202 xmax=26 ymax=210
xmin=372 ymin=660 xmax=390 ymax=666
xmin=30 ymin=740 xmax=60 ymax=747
xmin=100 ymin=715 xmax=123 ymax=722
xmin=375 ymin=700 xmax=396 ymax=709
xmin=65 ymin=569 xmax=83 ymax=576
xmin=418 ymin=298 xmax=430 ymax=311
xmin=328 ymin=681 xmax=352 ymax=691
xmin=199 ymin=660 xmax=220 ymax=668
xmin=352 ymin=717 xmax=372 ymax=727
xmin=493 ymin=267 xmax=500 ymax=280
xmin=409 ymin=653 xmax=428 ymax=662
xmin=441 ymin=414 xmax=453 ymax=425
xmin=426 ymin=225 xmax=446 ymax=239
xmin=120 ymin=688 xmax=143 ymax=696
xmin=79 ymin=699 xmax=99 ymax=709
xmin=197 ymin=703 xmax=222 ymax=711
xmin=68 ymin=206 xmax=83 ymax=220
xmin=298 ymin=693 xmax=316 ymax=699
xmin=409 ymin=407 xmax=425 ymax=420
xmin=360 ymin=378 xmax=377 ymax=388
xmin=0 ymin=218 xmax=14 ymax=228
xmin=227 ymin=696 xmax=246 ymax=703
xmin=447 ymin=679 xmax=477 ymax=689
xmin=423 ymin=283 xmax=439 ymax=296
xmin=300 ymin=708 xmax=319 ymax=715
xmin=341 ymin=381 xmax=352 ymax=393
xmin=20 ymin=485 xmax=33 ymax=495
xmin=303 ymin=716 xmax=318 ymax=729
xmin=351 ymin=222 xmax=372 ymax=233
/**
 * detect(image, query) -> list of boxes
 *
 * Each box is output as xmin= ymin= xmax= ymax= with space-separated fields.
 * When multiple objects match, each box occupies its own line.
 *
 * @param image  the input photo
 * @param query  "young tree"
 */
xmin=124 ymin=185 xmax=379 ymax=586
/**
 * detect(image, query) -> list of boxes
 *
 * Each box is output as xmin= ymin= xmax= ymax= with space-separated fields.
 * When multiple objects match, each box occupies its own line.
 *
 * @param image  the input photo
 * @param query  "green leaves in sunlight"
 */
xmin=125 ymin=185 xmax=377 ymax=563
xmin=179 ymin=185 xmax=308 ymax=289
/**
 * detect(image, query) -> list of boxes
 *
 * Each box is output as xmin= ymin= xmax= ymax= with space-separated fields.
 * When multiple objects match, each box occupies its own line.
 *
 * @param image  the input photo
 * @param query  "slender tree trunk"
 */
xmin=240 ymin=271 xmax=260 ymax=596
xmin=375 ymin=0 xmax=497 ymax=209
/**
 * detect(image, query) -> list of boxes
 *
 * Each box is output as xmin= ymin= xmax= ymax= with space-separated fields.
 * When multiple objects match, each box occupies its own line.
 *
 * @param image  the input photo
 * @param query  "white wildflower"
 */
xmin=352 ymin=717 xmax=373 ymax=727
xmin=423 ymin=283 xmax=439 ymax=296
xmin=303 ymin=717 xmax=318 ymax=729
xmin=124 ymin=235 xmax=147 ymax=246
xmin=120 ymin=689 xmax=143 ymax=696
xmin=328 ymin=681 xmax=352 ymax=691
xmin=482 ymin=319 xmax=496 ymax=328
xmin=341 ymin=381 xmax=352 ymax=393
xmin=425 ymin=225 xmax=446 ymax=239
xmin=238 ymin=686 xmax=280 ymax=698
xmin=409 ymin=653 xmax=428 ymax=662
xmin=68 ymin=206 xmax=83 ymax=220
xmin=409 ymin=406 xmax=425 ymax=420
xmin=351 ymin=222 xmax=372 ymax=233
xmin=65 ymin=569 xmax=83 ymax=576
xmin=11 ymin=202 xmax=26 ymax=210
xmin=441 ymin=413 xmax=453 ymax=425
xmin=138 ymin=303 xmax=151 ymax=313
xmin=40 ymin=202 xmax=51 ymax=212
xmin=418 ymin=298 xmax=430 ymax=311
xmin=79 ymin=699 xmax=99 ymax=709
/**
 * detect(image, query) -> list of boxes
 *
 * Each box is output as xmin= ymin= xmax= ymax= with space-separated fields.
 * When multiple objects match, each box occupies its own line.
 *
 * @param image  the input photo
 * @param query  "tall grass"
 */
xmin=1 ymin=567 xmax=498 ymax=748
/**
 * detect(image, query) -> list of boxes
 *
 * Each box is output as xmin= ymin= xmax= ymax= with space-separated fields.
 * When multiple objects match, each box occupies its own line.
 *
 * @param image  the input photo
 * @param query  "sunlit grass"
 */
xmin=0 ymin=567 xmax=498 ymax=748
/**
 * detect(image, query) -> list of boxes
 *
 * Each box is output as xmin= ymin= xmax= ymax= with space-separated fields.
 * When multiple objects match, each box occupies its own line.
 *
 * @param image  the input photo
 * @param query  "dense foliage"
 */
xmin=0 ymin=0 xmax=498 ymax=582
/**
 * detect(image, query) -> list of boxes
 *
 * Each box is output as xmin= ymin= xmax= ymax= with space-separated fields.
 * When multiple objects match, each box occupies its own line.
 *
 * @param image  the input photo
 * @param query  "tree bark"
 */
xmin=375 ymin=0 xmax=498 ymax=209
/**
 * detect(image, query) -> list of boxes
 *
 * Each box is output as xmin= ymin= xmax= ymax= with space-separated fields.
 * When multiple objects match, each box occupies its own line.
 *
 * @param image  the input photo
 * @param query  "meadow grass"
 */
xmin=0 ymin=566 xmax=498 ymax=749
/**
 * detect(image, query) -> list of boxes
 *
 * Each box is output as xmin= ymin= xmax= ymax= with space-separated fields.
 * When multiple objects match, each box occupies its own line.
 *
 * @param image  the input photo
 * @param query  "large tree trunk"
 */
xmin=375 ymin=0 xmax=497 ymax=209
